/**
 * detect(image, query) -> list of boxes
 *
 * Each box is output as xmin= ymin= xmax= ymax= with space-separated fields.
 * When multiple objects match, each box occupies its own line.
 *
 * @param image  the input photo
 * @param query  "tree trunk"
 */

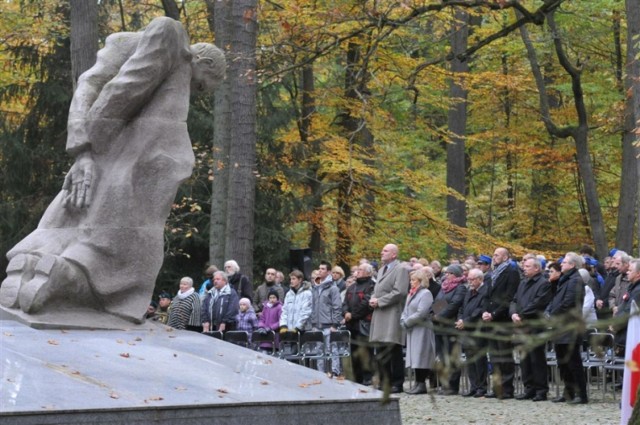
xmin=299 ymin=63 xmax=324 ymax=255
xmin=224 ymin=0 xmax=258 ymax=280
xmin=626 ymin=0 xmax=640 ymax=256
xmin=161 ymin=0 xmax=181 ymax=20
xmin=209 ymin=0 xmax=232 ymax=268
xmin=615 ymin=9 xmax=639 ymax=253
xmin=547 ymin=13 xmax=608 ymax=259
xmin=69 ymin=0 xmax=98 ymax=91
xmin=446 ymin=8 xmax=469 ymax=257
xmin=521 ymin=11 xmax=608 ymax=258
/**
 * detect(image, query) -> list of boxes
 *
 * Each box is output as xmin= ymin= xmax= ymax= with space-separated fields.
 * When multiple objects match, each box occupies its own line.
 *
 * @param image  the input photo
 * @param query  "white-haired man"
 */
xmin=608 ymin=251 xmax=631 ymax=315
xmin=224 ymin=259 xmax=253 ymax=300
xmin=613 ymin=258 xmax=640 ymax=349
xmin=369 ymin=243 xmax=410 ymax=393
xmin=456 ymin=268 xmax=489 ymax=398
xmin=545 ymin=252 xmax=587 ymax=404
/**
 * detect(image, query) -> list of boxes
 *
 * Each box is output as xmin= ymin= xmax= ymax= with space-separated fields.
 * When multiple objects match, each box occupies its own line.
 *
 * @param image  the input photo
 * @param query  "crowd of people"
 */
xmin=145 ymin=243 xmax=640 ymax=404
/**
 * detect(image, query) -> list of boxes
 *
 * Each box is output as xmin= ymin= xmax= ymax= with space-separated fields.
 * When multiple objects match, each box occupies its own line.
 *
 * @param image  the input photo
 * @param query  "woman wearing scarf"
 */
xmin=401 ymin=268 xmax=436 ymax=394
xmin=432 ymin=264 xmax=467 ymax=395
xmin=167 ymin=276 xmax=202 ymax=332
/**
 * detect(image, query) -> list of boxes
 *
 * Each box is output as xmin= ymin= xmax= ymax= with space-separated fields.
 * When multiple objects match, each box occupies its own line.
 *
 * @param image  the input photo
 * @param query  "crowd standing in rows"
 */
xmin=145 ymin=243 xmax=640 ymax=404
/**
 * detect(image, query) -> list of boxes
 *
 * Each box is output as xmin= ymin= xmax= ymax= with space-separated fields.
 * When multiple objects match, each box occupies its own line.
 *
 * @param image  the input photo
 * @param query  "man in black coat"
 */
xmin=596 ymin=252 xmax=623 ymax=320
xmin=510 ymin=257 xmax=552 ymax=401
xmin=545 ymin=252 xmax=587 ymax=404
xmin=482 ymin=247 xmax=520 ymax=399
xmin=456 ymin=268 xmax=489 ymax=398
xmin=613 ymin=258 xmax=640 ymax=349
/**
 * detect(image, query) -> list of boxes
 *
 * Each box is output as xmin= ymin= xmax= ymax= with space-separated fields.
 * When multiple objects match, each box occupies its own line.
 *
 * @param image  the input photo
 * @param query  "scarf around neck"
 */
xmin=491 ymin=260 xmax=510 ymax=287
xmin=441 ymin=275 xmax=466 ymax=294
xmin=177 ymin=287 xmax=195 ymax=299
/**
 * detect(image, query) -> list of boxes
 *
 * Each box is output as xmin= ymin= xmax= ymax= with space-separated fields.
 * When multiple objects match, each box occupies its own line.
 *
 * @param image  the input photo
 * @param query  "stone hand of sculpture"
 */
xmin=62 ymin=151 xmax=95 ymax=209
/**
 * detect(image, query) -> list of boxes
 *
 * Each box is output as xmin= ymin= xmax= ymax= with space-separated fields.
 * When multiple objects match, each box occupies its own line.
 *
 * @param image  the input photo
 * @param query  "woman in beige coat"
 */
xmin=401 ymin=268 xmax=436 ymax=394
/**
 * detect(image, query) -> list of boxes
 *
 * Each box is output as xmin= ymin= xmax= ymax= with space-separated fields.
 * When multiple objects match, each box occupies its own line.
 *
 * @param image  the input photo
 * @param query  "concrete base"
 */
xmin=0 ymin=320 xmax=400 ymax=425
xmin=0 ymin=305 xmax=156 ymax=331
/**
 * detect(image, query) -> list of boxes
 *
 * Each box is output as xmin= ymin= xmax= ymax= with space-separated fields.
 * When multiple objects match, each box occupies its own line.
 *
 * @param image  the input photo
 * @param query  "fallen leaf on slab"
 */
xmin=47 ymin=340 xmax=59 ymax=345
xmin=146 ymin=396 xmax=164 ymax=401
xmin=110 ymin=392 xmax=120 ymax=399
xmin=119 ymin=353 xmax=130 ymax=358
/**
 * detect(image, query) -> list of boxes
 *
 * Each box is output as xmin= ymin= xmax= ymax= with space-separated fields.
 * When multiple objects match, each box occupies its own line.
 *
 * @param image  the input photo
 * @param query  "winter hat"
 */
xmin=446 ymin=264 xmax=464 ymax=277
xmin=268 ymin=288 xmax=280 ymax=300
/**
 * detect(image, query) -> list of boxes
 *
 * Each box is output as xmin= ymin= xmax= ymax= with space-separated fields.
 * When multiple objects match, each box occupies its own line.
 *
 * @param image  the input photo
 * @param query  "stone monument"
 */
xmin=0 ymin=18 xmax=401 ymax=425
xmin=0 ymin=17 xmax=225 ymax=327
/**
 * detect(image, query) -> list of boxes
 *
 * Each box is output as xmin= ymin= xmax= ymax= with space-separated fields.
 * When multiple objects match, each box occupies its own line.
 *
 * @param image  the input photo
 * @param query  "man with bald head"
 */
xmin=482 ymin=247 xmax=520 ymax=399
xmin=369 ymin=243 xmax=410 ymax=393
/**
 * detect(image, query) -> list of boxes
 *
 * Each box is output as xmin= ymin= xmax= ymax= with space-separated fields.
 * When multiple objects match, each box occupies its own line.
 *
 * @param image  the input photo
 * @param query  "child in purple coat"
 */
xmin=236 ymin=298 xmax=259 ymax=342
xmin=258 ymin=289 xmax=283 ymax=350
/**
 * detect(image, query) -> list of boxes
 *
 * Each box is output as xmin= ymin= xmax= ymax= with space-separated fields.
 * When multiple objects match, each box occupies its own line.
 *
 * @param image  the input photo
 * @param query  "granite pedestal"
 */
xmin=0 ymin=320 xmax=401 ymax=425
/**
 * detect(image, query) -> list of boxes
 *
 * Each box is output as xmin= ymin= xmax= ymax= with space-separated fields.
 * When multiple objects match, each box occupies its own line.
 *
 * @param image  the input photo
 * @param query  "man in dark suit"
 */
xmin=456 ymin=268 xmax=489 ymax=397
xmin=510 ymin=257 xmax=552 ymax=401
xmin=545 ymin=252 xmax=587 ymax=404
xmin=482 ymin=247 xmax=520 ymax=399
xmin=369 ymin=243 xmax=410 ymax=393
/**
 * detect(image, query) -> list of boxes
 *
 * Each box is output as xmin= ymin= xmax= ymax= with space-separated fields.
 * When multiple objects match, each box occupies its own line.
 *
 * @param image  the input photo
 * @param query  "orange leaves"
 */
xmin=298 ymin=379 xmax=322 ymax=388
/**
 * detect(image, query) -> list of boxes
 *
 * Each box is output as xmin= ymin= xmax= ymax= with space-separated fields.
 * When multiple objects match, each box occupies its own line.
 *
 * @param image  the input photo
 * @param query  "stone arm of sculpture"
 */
xmin=62 ymin=151 xmax=95 ymax=208
xmin=63 ymin=17 xmax=190 ymax=209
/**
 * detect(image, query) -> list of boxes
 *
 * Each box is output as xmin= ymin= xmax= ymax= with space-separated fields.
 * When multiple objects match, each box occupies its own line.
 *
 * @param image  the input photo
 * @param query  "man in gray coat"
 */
xmin=369 ymin=244 xmax=410 ymax=393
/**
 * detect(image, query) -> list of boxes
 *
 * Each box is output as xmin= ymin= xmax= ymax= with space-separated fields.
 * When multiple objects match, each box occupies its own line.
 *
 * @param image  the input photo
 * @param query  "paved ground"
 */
xmin=397 ymin=384 xmax=621 ymax=425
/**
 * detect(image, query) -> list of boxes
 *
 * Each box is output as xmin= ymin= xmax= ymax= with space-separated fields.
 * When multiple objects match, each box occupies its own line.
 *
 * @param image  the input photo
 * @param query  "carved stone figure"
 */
xmin=0 ymin=17 xmax=225 ymax=324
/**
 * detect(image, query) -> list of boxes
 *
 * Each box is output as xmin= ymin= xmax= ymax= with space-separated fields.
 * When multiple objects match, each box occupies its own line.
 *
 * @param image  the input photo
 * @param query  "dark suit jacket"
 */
xmin=509 ymin=273 xmax=552 ymax=321
xmin=458 ymin=284 xmax=488 ymax=328
xmin=485 ymin=263 xmax=520 ymax=322
xmin=545 ymin=268 xmax=584 ymax=344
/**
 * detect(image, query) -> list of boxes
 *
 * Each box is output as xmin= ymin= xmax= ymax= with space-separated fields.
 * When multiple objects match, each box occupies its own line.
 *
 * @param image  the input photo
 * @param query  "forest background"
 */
xmin=1 ymin=0 xmax=639 ymax=293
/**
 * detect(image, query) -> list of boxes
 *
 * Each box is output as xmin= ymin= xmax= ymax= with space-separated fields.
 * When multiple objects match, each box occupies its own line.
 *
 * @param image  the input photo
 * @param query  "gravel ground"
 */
xmin=397 ymin=384 xmax=621 ymax=425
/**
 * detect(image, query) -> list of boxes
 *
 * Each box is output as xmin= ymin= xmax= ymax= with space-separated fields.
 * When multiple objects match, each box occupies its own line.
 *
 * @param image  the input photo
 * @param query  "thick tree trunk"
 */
xmin=70 ymin=0 xmax=98 ymax=91
xmin=300 ymin=64 xmax=324 ymax=255
xmin=615 ymin=9 xmax=639 ymax=253
xmin=446 ymin=8 xmax=469 ymax=257
xmin=224 ymin=0 xmax=258 ymax=279
xmin=209 ymin=0 xmax=232 ymax=268
xmin=626 ymin=0 xmax=640 ymax=257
